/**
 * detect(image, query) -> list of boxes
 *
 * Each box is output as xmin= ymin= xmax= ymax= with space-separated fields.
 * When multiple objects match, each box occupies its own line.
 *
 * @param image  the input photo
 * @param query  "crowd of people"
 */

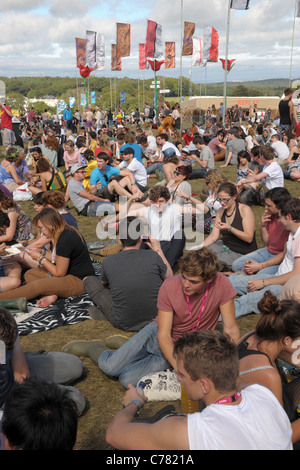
xmin=0 ymin=89 xmax=299 ymax=450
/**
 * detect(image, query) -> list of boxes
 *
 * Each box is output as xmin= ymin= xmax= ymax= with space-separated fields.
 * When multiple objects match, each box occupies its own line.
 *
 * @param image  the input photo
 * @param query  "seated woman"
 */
xmin=190 ymin=182 xmax=257 ymax=270
xmin=237 ymin=290 xmax=300 ymax=447
xmin=0 ymin=147 xmax=38 ymax=195
xmin=166 ymin=165 xmax=192 ymax=204
xmin=35 ymin=157 xmax=67 ymax=192
xmin=0 ymin=208 xmax=95 ymax=307
xmin=63 ymin=140 xmax=82 ymax=178
xmin=0 ymin=190 xmax=35 ymax=244
xmin=41 ymin=191 xmax=78 ymax=229
xmin=178 ymin=168 xmax=227 ymax=233
xmin=81 ymin=149 xmax=97 ymax=192
xmin=38 ymin=129 xmax=59 ymax=167
xmin=0 ymin=241 xmax=22 ymax=292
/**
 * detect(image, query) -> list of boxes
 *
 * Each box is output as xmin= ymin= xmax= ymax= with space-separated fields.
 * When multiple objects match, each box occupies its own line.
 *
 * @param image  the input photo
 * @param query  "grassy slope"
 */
xmin=4 ymin=139 xmax=298 ymax=450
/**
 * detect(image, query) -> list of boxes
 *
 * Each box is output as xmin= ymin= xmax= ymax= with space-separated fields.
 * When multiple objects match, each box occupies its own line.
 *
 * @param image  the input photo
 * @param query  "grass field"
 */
xmin=2 ymin=135 xmax=299 ymax=450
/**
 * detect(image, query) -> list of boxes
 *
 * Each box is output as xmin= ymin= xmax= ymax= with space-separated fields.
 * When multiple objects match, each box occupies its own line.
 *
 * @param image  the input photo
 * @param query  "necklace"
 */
xmin=186 ymin=283 xmax=210 ymax=332
xmin=225 ymin=203 xmax=237 ymax=218
xmin=215 ymin=392 xmax=241 ymax=405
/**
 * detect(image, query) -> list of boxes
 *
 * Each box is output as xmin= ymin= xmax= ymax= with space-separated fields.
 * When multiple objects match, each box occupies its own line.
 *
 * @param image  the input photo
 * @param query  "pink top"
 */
xmin=155 ymin=273 xmax=237 ymax=342
xmin=63 ymin=151 xmax=82 ymax=167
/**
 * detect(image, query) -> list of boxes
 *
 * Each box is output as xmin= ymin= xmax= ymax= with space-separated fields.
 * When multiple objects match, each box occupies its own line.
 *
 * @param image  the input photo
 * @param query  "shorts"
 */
xmin=96 ymin=186 xmax=117 ymax=202
xmin=0 ymin=265 xmax=8 ymax=278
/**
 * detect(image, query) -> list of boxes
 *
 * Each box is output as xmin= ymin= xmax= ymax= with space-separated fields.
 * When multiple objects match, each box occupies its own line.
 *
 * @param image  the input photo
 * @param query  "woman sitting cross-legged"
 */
xmin=0 ymin=208 xmax=95 ymax=307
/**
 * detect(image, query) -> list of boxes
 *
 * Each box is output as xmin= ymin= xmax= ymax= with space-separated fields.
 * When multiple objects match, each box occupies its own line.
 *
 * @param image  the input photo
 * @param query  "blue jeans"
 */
xmin=231 ymin=247 xmax=280 ymax=275
xmin=279 ymin=123 xmax=291 ymax=138
xmin=230 ymin=272 xmax=282 ymax=318
xmin=88 ymin=201 xmax=115 ymax=217
xmin=146 ymin=163 xmax=164 ymax=175
xmin=98 ymin=321 xmax=171 ymax=388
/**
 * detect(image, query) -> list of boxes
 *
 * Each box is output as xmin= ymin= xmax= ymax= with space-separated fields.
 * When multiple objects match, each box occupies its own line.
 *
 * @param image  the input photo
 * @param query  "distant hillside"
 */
xmin=0 ymin=76 xmax=295 ymax=113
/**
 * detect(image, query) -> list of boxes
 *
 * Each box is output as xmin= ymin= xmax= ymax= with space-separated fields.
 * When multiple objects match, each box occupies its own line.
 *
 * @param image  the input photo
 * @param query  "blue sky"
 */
xmin=0 ymin=0 xmax=299 ymax=84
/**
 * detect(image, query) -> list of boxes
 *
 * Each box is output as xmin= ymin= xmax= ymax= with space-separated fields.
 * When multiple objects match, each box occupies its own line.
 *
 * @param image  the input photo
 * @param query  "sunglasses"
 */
xmin=217 ymin=196 xmax=233 ymax=203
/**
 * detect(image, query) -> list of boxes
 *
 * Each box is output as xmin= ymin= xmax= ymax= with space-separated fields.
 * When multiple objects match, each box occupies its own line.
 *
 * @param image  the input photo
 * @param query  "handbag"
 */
xmin=12 ymin=182 xmax=33 ymax=201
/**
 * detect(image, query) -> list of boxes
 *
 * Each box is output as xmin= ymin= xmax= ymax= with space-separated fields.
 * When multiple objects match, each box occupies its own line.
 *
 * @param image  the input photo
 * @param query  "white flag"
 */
xmin=85 ymin=31 xmax=105 ymax=70
xmin=297 ymin=0 xmax=300 ymax=17
xmin=230 ymin=0 xmax=250 ymax=9
xmin=154 ymin=23 xmax=163 ymax=58
xmin=192 ymin=38 xmax=202 ymax=67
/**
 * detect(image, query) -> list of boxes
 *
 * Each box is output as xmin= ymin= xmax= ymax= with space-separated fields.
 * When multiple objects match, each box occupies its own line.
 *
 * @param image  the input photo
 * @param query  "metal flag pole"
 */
xmin=223 ymin=0 xmax=231 ymax=123
xmin=289 ymin=0 xmax=298 ymax=86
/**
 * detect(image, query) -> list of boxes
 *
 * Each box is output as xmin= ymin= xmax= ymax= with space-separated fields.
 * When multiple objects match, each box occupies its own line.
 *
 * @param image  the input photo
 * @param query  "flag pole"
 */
xmin=289 ymin=0 xmax=298 ymax=86
xmin=223 ymin=0 xmax=231 ymax=123
xmin=180 ymin=0 xmax=183 ymax=100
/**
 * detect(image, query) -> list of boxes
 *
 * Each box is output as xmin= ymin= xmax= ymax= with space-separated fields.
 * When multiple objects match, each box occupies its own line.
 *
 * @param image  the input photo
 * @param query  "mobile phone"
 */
xmin=141 ymin=234 xmax=150 ymax=242
xmin=0 ymin=340 xmax=6 ymax=365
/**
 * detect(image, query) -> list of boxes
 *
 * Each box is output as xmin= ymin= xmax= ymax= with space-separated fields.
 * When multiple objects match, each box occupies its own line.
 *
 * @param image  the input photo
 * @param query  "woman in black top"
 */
xmin=200 ymin=182 xmax=257 ymax=269
xmin=237 ymin=290 xmax=300 ymax=446
xmin=0 ymin=208 xmax=95 ymax=307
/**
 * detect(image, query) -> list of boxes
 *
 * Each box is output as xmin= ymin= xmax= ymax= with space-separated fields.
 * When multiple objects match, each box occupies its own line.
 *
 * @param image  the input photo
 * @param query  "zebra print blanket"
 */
xmin=16 ymin=261 xmax=102 ymax=336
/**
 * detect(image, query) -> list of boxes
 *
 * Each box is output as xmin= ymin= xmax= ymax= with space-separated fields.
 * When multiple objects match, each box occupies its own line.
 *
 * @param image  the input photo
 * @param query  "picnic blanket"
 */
xmin=16 ymin=260 xmax=102 ymax=336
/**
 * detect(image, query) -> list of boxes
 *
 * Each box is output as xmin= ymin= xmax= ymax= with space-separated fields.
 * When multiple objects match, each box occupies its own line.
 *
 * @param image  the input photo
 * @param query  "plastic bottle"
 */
xmin=180 ymin=383 xmax=199 ymax=414
xmin=136 ymin=380 xmax=146 ymax=397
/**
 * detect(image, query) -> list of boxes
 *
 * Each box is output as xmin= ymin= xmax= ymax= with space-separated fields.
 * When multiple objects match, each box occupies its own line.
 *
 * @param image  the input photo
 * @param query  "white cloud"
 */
xmin=0 ymin=0 xmax=299 ymax=82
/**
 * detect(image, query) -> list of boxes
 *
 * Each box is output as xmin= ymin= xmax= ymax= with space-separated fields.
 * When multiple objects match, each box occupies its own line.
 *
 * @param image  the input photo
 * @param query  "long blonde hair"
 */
xmin=33 ymin=207 xmax=82 ymax=248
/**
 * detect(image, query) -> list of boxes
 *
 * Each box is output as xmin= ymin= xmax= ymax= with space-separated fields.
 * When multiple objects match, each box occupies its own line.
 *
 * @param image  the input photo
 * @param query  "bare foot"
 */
xmin=37 ymin=295 xmax=58 ymax=308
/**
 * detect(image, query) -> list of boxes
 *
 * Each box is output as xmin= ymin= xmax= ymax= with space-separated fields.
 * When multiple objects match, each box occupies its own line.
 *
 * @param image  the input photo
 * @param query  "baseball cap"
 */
xmin=162 ymin=147 xmax=176 ymax=160
xmin=70 ymin=163 xmax=87 ymax=175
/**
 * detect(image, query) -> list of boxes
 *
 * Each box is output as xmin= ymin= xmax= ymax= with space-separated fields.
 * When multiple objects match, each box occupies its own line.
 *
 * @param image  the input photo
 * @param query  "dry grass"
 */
xmin=3 ymin=132 xmax=298 ymax=450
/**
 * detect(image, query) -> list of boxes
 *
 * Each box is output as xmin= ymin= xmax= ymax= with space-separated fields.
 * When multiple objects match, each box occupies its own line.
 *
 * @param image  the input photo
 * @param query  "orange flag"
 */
xmin=75 ymin=38 xmax=86 ymax=68
xmin=182 ymin=22 xmax=195 ymax=56
xmin=165 ymin=42 xmax=175 ymax=69
xmin=116 ymin=23 xmax=131 ymax=58
xmin=111 ymin=44 xmax=122 ymax=71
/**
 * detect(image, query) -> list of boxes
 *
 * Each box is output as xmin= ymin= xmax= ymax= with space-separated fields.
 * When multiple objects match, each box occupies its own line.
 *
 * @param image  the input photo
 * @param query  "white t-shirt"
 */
xmin=145 ymin=204 xmax=182 ymax=241
xmin=119 ymin=158 xmax=147 ymax=187
xmin=262 ymin=161 xmax=284 ymax=189
xmin=272 ymin=141 xmax=290 ymax=160
xmin=276 ymin=226 xmax=300 ymax=276
xmin=162 ymin=142 xmax=181 ymax=157
xmin=187 ymin=384 xmax=293 ymax=450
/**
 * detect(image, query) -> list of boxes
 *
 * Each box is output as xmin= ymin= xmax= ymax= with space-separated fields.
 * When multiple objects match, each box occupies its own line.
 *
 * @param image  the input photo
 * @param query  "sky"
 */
xmin=0 ymin=0 xmax=300 ymax=85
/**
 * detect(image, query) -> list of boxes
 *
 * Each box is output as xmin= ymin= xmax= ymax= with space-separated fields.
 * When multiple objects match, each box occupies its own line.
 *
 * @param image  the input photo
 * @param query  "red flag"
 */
xmin=220 ymin=58 xmax=236 ymax=71
xmin=147 ymin=59 xmax=164 ymax=72
xmin=139 ymin=43 xmax=147 ymax=70
xmin=145 ymin=20 xmax=157 ymax=58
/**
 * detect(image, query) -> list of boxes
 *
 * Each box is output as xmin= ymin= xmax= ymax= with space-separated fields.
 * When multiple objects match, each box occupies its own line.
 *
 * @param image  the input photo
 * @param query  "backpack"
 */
xmin=148 ymin=107 xmax=155 ymax=119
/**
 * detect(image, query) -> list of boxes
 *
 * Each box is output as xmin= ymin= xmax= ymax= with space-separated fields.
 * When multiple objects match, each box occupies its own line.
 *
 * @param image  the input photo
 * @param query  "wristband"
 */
xmin=229 ymin=225 xmax=232 ymax=231
xmin=38 ymin=256 xmax=46 ymax=267
xmin=127 ymin=399 xmax=143 ymax=413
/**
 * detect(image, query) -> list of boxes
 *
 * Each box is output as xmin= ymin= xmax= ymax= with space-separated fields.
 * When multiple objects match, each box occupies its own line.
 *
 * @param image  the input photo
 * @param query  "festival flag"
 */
xmin=182 ymin=21 xmax=195 ymax=56
xmin=230 ymin=0 xmax=250 ymax=9
xmin=202 ymin=26 xmax=219 ymax=65
xmin=220 ymin=58 xmax=236 ymax=72
xmin=165 ymin=42 xmax=175 ymax=69
xmin=145 ymin=20 xmax=157 ymax=57
xmin=111 ymin=44 xmax=122 ymax=71
xmin=85 ymin=30 xmax=105 ymax=70
xmin=116 ymin=23 xmax=131 ymax=57
xmin=154 ymin=23 xmax=163 ymax=58
xmin=75 ymin=38 xmax=86 ymax=68
xmin=297 ymin=0 xmax=300 ymax=17
xmin=69 ymin=97 xmax=76 ymax=108
xmin=91 ymin=91 xmax=96 ymax=104
xmin=192 ymin=38 xmax=202 ymax=67
xmin=139 ymin=43 xmax=147 ymax=69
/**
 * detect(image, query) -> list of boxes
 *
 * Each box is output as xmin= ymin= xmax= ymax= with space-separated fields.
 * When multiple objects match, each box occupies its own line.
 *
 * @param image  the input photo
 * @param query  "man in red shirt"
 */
xmin=231 ymin=187 xmax=290 ymax=274
xmin=0 ymin=100 xmax=15 ymax=145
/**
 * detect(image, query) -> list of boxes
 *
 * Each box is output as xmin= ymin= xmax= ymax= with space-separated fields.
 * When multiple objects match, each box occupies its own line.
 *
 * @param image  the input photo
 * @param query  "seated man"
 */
xmin=90 ymin=152 xmax=143 ymax=203
xmin=232 ymin=187 xmax=290 ymax=274
xmin=237 ymin=145 xmax=284 ymax=204
xmin=65 ymin=163 xmax=116 ymax=217
xmin=189 ymin=136 xmax=215 ymax=179
xmin=230 ymin=197 xmax=300 ymax=318
xmin=1 ymin=377 xmax=78 ymax=450
xmin=118 ymin=147 xmax=148 ymax=193
xmin=62 ymin=248 xmax=240 ymax=388
xmin=105 ymin=330 xmax=292 ymax=450
xmin=83 ymin=216 xmax=173 ymax=331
